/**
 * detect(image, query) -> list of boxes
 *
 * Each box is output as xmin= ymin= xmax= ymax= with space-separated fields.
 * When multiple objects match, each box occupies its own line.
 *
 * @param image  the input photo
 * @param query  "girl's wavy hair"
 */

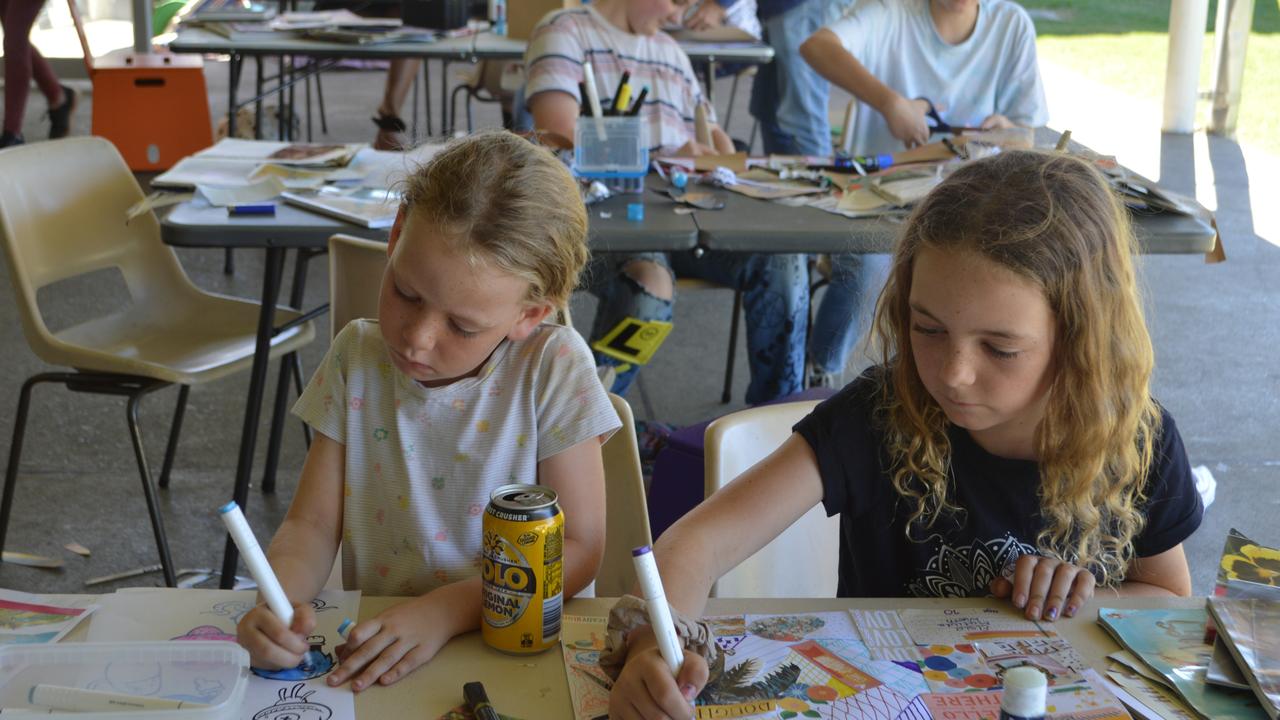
xmin=871 ymin=150 xmax=1160 ymax=586
xmin=400 ymin=130 xmax=589 ymax=311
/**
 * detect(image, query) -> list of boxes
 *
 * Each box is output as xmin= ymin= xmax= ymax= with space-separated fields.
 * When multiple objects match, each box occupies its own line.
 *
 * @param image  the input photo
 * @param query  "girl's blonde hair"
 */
xmin=872 ymin=150 xmax=1160 ymax=586
xmin=400 ymin=130 xmax=589 ymax=310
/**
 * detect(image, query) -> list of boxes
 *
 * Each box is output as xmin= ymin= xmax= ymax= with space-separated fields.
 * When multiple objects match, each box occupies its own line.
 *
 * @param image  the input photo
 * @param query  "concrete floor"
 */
xmin=0 ymin=53 xmax=1276 ymax=598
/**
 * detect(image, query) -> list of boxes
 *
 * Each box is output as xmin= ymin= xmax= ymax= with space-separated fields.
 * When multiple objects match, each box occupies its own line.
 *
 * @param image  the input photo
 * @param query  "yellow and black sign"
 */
xmin=591 ymin=317 xmax=673 ymax=365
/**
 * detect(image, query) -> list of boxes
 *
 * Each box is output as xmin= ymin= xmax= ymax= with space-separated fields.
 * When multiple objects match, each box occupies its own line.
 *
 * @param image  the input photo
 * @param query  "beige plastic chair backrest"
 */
xmin=704 ymin=400 xmax=839 ymax=598
xmin=327 ymin=233 xmax=574 ymax=337
xmin=595 ymin=392 xmax=653 ymax=597
xmin=328 ymin=234 xmax=388 ymax=339
xmin=0 ymin=137 xmax=208 ymax=368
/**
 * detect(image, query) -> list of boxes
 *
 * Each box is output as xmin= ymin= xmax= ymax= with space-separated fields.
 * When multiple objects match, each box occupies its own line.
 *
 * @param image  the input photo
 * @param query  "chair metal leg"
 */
xmin=126 ymin=392 xmax=178 ymax=588
xmin=722 ymin=290 xmax=743 ymax=404
xmin=0 ymin=375 xmax=50 ymax=555
xmin=158 ymin=384 xmax=190 ymax=489
xmin=263 ymin=248 xmax=314 ymax=493
xmin=315 ymin=69 xmax=328 ymax=134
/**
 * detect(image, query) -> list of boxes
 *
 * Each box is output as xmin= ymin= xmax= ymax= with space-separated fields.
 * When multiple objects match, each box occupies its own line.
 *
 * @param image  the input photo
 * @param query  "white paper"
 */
xmin=88 ymin=588 xmax=359 ymax=720
xmin=198 ymin=176 xmax=287 ymax=207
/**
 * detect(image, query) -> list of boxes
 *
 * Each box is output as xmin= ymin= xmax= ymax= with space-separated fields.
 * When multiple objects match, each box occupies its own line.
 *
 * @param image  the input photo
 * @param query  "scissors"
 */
xmin=918 ymin=97 xmax=984 ymax=135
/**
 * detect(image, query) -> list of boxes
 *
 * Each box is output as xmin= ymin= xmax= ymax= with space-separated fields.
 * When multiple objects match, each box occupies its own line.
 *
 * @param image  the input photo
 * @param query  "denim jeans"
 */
xmin=808 ymin=252 xmax=893 ymax=375
xmin=587 ymin=251 xmax=809 ymax=404
xmin=750 ymin=0 xmax=848 ymax=157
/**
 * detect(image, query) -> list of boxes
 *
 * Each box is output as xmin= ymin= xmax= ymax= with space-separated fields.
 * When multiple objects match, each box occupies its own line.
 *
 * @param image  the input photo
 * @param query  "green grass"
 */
xmin=1017 ymin=0 xmax=1280 ymax=156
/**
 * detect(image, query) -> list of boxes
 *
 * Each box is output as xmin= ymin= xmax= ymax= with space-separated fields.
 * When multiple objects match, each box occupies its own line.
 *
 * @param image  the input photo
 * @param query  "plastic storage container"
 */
xmin=0 ymin=641 xmax=249 ymax=719
xmin=573 ymin=116 xmax=649 ymax=193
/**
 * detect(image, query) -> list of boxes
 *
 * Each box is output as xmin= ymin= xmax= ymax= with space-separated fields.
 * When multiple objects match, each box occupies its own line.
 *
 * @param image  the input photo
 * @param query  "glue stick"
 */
xmin=999 ymin=667 xmax=1047 ymax=720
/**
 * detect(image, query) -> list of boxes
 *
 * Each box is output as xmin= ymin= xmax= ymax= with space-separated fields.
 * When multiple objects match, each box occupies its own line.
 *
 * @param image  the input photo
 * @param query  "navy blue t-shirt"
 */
xmin=793 ymin=368 xmax=1203 ymax=598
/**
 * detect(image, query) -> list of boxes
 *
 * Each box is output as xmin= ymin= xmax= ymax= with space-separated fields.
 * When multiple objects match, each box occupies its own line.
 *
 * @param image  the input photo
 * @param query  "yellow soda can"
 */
xmin=481 ymin=484 xmax=564 ymax=653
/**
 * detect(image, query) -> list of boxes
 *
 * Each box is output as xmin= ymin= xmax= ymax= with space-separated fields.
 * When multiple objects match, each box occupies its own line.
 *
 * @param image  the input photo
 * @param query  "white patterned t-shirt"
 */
xmin=292 ymin=319 xmax=621 ymax=597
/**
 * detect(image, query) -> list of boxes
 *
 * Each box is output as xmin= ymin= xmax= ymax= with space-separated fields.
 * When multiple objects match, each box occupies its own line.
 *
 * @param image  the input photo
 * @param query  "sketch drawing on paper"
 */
xmin=252 ymin=682 xmax=333 ymax=720
xmin=251 ymin=635 xmax=336 ymax=681
xmin=89 ymin=660 xmax=164 ymax=696
xmin=172 ymin=625 xmax=237 ymax=643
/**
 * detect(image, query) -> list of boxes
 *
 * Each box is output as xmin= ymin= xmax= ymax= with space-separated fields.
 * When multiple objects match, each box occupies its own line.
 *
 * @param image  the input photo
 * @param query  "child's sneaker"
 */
xmin=49 ymin=84 xmax=77 ymax=139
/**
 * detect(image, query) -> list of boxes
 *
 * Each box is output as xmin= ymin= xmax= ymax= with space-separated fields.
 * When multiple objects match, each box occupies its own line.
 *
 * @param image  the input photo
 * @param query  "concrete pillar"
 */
xmin=1162 ymin=0 xmax=1210 ymax=133
xmin=1209 ymin=0 xmax=1255 ymax=137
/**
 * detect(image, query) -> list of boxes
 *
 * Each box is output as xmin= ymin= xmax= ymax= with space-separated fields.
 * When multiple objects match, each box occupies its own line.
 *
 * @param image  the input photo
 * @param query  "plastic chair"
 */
xmin=596 ymin=392 xmax=653 ymax=597
xmin=0 ymin=137 xmax=316 ymax=587
xmin=703 ymin=399 xmax=838 ymax=598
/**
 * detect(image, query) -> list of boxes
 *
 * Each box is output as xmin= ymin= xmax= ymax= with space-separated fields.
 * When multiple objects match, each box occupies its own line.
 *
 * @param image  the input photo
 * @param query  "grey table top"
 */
xmin=688 ymin=184 xmax=1217 ymax=254
xmin=167 ymin=28 xmax=775 ymax=64
xmin=160 ymin=178 xmax=698 ymax=253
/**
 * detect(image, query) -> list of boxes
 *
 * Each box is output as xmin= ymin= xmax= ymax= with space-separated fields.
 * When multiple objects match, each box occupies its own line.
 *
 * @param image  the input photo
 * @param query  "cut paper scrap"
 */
xmin=199 ymin=175 xmax=286 ymax=207
xmin=1106 ymin=668 xmax=1198 ymax=720
xmin=87 ymin=587 xmax=360 ymax=720
xmin=974 ymin=635 xmax=1087 ymax=685
xmin=1 ymin=550 xmax=63 ymax=568
xmin=851 ymin=609 xmax=925 ymax=664
xmin=0 ymin=589 xmax=96 ymax=644
xmin=64 ymin=542 xmax=91 ymax=557
xmin=898 ymin=608 xmax=1044 ymax=646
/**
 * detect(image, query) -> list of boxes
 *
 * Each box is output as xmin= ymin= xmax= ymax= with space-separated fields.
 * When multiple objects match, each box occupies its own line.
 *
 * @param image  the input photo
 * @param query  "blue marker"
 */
xmin=228 ymin=203 xmax=276 ymax=216
xmin=337 ymin=617 xmax=354 ymax=640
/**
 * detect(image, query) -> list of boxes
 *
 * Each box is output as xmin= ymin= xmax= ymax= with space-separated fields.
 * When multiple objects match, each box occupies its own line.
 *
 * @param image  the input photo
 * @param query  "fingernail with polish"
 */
xmin=1065 ymin=604 xmax=1077 ymax=617
xmin=681 ymin=684 xmax=698 ymax=701
xmin=1046 ymin=606 xmax=1059 ymax=621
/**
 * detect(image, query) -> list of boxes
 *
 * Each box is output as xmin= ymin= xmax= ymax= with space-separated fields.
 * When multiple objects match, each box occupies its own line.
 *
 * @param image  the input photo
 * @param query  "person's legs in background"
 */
xmin=2 ymin=0 xmax=68 ymax=146
xmin=587 ymin=253 xmax=676 ymax=396
xmin=373 ymin=58 xmax=422 ymax=149
xmin=749 ymin=0 xmax=836 ymax=157
xmin=807 ymin=252 xmax=892 ymax=386
xmin=671 ymin=251 xmax=809 ymax=404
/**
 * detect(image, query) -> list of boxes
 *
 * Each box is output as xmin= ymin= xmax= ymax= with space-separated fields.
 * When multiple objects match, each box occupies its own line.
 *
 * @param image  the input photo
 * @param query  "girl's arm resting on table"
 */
xmin=651 ymin=433 xmax=826 ymax=620
xmin=1115 ymin=544 xmax=1193 ymax=596
xmin=329 ymin=436 xmax=608 ymax=691
xmin=237 ymin=432 xmax=345 ymax=668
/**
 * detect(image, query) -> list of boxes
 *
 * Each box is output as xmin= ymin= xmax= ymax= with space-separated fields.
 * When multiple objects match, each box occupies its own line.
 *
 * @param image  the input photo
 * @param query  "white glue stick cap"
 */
xmin=1000 ymin=667 xmax=1047 ymax=719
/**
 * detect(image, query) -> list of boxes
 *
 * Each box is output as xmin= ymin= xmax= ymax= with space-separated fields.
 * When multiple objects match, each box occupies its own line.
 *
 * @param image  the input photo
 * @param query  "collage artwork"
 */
xmin=561 ymin=607 xmax=1130 ymax=720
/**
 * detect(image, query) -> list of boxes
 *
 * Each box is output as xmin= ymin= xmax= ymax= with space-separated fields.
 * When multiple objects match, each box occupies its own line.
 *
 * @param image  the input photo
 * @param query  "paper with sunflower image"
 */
xmin=1205 ymin=529 xmax=1280 ymax=645
xmin=1215 ymin=529 xmax=1280 ymax=590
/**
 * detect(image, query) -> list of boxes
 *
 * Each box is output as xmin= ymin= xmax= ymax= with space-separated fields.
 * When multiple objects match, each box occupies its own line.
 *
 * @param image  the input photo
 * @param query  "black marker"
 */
xmin=578 ymin=81 xmax=589 ymax=116
xmin=627 ymin=86 xmax=649 ymax=116
xmin=463 ymin=681 xmax=500 ymax=720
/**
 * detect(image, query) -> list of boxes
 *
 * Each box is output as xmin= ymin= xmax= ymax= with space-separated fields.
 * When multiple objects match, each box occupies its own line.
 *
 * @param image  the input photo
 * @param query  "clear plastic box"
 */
xmin=573 ymin=116 xmax=649 ymax=193
xmin=0 ymin=641 xmax=249 ymax=719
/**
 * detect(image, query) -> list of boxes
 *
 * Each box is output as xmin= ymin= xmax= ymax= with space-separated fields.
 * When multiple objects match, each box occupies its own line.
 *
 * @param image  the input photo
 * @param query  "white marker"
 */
xmin=631 ymin=545 xmax=683 ymax=675
xmin=581 ymin=61 xmax=607 ymax=141
xmin=219 ymin=500 xmax=293 ymax=627
xmin=29 ymin=684 xmax=208 ymax=712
